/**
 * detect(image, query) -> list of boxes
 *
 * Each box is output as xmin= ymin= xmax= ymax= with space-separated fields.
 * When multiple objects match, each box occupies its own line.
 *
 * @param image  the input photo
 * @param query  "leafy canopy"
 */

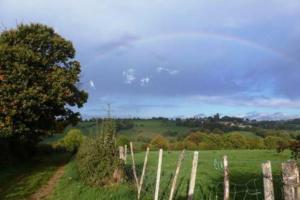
xmin=0 ymin=23 xmax=88 ymax=145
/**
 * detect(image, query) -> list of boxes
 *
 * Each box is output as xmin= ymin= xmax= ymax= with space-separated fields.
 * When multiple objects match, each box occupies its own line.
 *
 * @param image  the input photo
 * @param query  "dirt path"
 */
xmin=29 ymin=165 xmax=65 ymax=200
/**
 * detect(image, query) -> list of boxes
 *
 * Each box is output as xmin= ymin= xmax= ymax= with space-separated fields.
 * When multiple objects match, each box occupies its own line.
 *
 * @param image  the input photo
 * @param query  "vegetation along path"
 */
xmin=30 ymin=165 xmax=65 ymax=200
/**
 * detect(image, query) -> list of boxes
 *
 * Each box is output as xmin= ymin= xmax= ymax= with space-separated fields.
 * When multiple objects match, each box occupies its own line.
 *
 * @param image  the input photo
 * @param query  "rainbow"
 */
xmin=132 ymin=31 xmax=298 ymax=64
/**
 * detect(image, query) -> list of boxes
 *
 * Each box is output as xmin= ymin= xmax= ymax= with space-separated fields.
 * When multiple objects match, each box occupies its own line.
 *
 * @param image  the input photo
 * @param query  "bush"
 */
xmin=52 ymin=129 xmax=84 ymax=153
xmin=76 ymin=119 xmax=123 ymax=186
xmin=150 ymin=135 xmax=169 ymax=149
xmin=76 ymin=134 xmax=122 ymax=186
xmin=62 ymin=129 xmax=84 ymax=153
xmin=117 ymin=135 xmax=130 ymax=146
xmin=264 ymin=136 xmax=288 ymax=149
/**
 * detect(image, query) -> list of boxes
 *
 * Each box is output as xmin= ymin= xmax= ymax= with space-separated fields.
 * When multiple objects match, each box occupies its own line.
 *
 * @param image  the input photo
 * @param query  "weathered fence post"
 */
xmin=138 ymin=147 xmax=150 ymax=200
xmin=124 ymin=144 xmax=127 ymax=164
xmin=282 ymin=160 xmax=299 ymax=200
xmin=169 ymin=150 xmax=185 ymax=200
xmin=119 ymin=146 xmax=125 ymax=160
xmin=223 ymin=155 xmax=230 ymax=200
xmin=154 ymin=149 xmax=163 ymax=200
xmin=130 ymin=142 xmax=139 ymax=192
xmin=188 ymin=151 xmax=199 ymax=200
xmin=262 ymin=161 xmax=274 ymax=200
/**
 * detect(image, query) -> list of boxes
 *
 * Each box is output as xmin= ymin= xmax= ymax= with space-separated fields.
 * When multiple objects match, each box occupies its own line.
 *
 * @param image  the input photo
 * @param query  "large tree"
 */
xmin=0 ymin=23 xmax=88 ymax=158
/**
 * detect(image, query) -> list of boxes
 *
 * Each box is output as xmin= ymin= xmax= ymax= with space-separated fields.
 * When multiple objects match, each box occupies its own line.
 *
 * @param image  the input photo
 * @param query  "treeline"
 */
xmin=174 ymin=114 xmax=300 ymax=131
xmin=253 ymin=119 xmax=300 ymax=131
xmin=117 ymin=131 xmax=291 ymax=151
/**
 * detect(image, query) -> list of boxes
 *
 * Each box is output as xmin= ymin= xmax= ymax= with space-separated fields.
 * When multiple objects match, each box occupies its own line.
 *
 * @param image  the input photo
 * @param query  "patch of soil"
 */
xmin=29 ymin=165 xmax=65 ymax=200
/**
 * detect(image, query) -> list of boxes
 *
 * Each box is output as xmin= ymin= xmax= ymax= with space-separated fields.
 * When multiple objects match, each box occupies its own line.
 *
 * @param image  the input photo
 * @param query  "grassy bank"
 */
xmin=0 ymin=152 xmax=70 ymax=200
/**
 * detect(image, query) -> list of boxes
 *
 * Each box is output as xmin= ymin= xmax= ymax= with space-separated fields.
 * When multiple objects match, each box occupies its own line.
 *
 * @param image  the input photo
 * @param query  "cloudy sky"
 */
xmin=1 ymin=0 xmax=300 ymax=119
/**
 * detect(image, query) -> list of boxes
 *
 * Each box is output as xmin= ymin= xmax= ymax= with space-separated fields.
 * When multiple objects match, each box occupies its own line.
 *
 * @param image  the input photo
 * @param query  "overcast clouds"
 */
xmin=1 ymin=0 xmax=300 ymax=118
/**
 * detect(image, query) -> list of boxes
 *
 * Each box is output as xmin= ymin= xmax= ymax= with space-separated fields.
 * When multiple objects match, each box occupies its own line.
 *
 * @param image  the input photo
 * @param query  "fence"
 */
xmin=119 ymin=143 xmax=300 ymax=200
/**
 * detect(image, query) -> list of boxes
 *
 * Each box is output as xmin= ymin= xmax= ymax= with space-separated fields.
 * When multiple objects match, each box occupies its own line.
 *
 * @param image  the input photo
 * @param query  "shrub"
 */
xmin=76 ymin=135 xmax=122 ymax=186
xmin=62 ymin=129 xmax=84 ymax=153
xmin=150 ymin=135 xmax=169 ymax=149
xmin=76 ymin=119 xmax=123 ymax=186
xmin=116 ymin=135 xmax=130 ymax=146
xmin=264 ymin=136 xmax=287 ymax=149
xmin=224 ymin=133 xmax=249 ymax=149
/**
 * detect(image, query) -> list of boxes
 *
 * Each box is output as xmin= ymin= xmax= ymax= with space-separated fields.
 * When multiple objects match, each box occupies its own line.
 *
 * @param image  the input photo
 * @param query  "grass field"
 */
xmin=118 ymin=120 xmax=191 ymax=139
xmin=43 ymin=119 xmax=193 ymax=144
xmin=50 ymin=149 xmax=291 ymax=200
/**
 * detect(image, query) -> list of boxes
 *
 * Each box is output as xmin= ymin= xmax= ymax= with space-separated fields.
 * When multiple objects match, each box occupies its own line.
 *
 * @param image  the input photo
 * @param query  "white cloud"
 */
xmin=140 ymin=77 xmax=150 ymax=86
xmin=123 ymin=68 xmax=136 ymax=84
xmin=157 ymin=67 xmax=179 ymax=75
xmin=89 ymin=80 xmax=96 ymax=89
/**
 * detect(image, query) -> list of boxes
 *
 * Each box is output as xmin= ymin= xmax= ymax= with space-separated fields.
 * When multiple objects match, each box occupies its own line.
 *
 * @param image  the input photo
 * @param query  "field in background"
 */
xmin=43 ymin=119 xmax=193 ymax=144
xmin=44 ymin=119 xmax=264 ymax=144
xmin=50 ymin=150 xmax=291 ymax=200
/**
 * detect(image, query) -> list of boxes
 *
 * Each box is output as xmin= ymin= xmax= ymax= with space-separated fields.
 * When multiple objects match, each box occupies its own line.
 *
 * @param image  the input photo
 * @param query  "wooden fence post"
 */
xmin=154 ymin=149 xmax=163 ymax=200
xmin=188 ymin=151 xmax=199 ymax=200
xmin=169 ymin=150 xmax=185 ymax=200
xmin=223 ymin=155 xmax=230 ymax=200
xmin=138 ymin=147 xmax=150 ymax=200
xmin=119 ymin=146 xmax=125 ymax=160
xmin=124 ymin=144 xmax=127 ymax=164
xmin=262 ymin=161 xmax=274 ymax=200
xmin=282 ymin=161 xmax=299 ymax=200
xmin=130 ymin=142 xmax=139 ymax=192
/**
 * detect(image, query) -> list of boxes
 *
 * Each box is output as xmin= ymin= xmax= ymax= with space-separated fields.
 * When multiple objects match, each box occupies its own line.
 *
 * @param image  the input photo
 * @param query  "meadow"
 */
xmin=49 ymin=150 xmax=291 ymax=200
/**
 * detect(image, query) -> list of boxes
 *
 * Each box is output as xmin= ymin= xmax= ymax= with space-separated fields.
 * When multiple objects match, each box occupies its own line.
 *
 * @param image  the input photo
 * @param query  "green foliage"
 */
xmin=176 ymin=131 xmax=268 ymax=150
xmin=289 ymin=141 xmax=300 ymax=160
xmin=116 ymin=119 xmax=134 ymax=131
xmin=116 ymin=135 xmax=130 ymax=146
xmin=61 ymin=129 xmax=84 ymax=153
xmin=0 ymin=23 xmax=88 ymax=159
xmin=76 ymin=135 xmax=121 ymax=186
xmin=150 ymin=134 xmax=169 ymax=149
xmin=49 ymin=119 xmax=298 ymax=152
xmin=264 ymin=136 xmax=288 ymax=149
xmin=76 ymin=119 xmax=122 ymax=186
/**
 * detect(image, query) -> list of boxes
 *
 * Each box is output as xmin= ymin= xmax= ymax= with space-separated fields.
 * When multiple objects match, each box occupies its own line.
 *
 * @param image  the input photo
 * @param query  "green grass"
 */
xmin=49 ymin=161 xmax=136 ymax=200
xmin=0 ymin=152 xmax=70 ymax=200
xmin=118 ymin=120 xmax=191 ymax=139
xmin=43 ymin=119 xmax=192 ymax=144
xmin=50 ymin=149 xmax=291 ymax=200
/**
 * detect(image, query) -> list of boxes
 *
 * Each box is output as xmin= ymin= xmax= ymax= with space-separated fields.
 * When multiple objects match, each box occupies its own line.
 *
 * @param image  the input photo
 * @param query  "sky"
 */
xmin=1 ymin=0 xmax=300 ymax=119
